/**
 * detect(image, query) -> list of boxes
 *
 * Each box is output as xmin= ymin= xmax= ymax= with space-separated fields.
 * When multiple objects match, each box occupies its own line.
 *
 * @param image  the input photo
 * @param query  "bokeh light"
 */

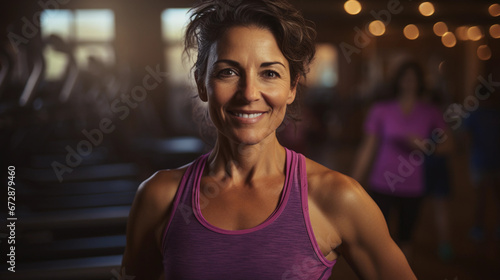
xmin=489 ymin=3 xmax=500 ymax=17
xmin=419 ymin=2 xmax=435 ymax=16
xmin=368 ymin=20 xmax=386 ymax=36
xmin=344 ymin=0 xmax=362 ymax=15
xmin=455 ymin=26 xmax=469 ymax=41
xmin=404 ymin=24 xmax=419 ymax=40
xmin=477 ymin=45 xmax=492 ymax=60
xmin=489 ymin=24 xmax=500 ymax=39
xmin=433 ymin=22 xmax=447 ymax=36
xmin=441 ymin=31 xmax=456 ymax=47
xmin=467 ymin=26 xmax=483 ymax=41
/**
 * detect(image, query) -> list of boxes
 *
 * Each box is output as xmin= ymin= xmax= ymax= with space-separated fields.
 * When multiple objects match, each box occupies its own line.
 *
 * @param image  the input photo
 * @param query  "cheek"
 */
xmin=265 ymin=86 xmax=293 ymax=110
xmin=207 ymin=82 xmax=233 ymax=108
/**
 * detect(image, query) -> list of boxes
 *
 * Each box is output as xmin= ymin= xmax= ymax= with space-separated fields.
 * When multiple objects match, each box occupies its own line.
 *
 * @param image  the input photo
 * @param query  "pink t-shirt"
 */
xmin=364 ymin=100 xmax=446 ymax=197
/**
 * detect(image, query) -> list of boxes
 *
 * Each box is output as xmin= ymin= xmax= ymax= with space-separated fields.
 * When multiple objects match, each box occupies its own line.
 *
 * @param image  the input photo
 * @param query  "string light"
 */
xmin=489 ymin=24 xmax=500 ymax=39
xmin=404 ymin=24 xmax=419 ymax=40
xmin=344 ymin=0 xmax=362 ymax=15
xmin=477 ymin=45 xmax=492 ymax=60
xmin=467 ymin=26 xmax=483 ymax=41
xmin=455 ymin=26 xmax=469 ymax=41
xmin=489 ymin=3 xmax=500 ymax=17
xmin=433 ymin=22 xmax=448 ymax=36
xmin=368 ymin=20 xmax=386 ymax=36
xmin=441 ymin=32 xmax=456 ymax=47
xmin=419 ymin=2 xmax=435 ymax=16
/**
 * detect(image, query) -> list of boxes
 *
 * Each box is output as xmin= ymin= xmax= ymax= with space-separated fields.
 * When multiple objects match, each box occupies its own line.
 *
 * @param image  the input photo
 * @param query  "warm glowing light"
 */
xmin=419 ymin=2 xmax=435 ymax=16
xmin=477 ymin=45 xmax=492 ymax=60
xmin=467 ymin=26 xmax=483 ymax=41
xmin=344 ymin=0 xmax=362 ymax=15
xmin=455 ymin=26 xmax=469 ymax=41
xmin=489 ymin=3 xmax=500 ymax=17
xmin=368 ymin=20 xmax=386 ymax=36
xmin=404 ymin=24 xmax=419 ymax=40
xmin=489 ymin=24 xmax=500 ymax=39
xmin=441 ymin=32 xmax=456 ymax=48
xmin=433 ymin=22 xmax=448 ymax=36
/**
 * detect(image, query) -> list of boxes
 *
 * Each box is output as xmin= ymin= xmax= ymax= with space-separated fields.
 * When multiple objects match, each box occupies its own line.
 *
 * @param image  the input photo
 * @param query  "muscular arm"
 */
xmin=332 ymin=178 xmax=416 ymax=280
xmin=308 ymin=161 xmax=416 ymax=280
xmin=121 ymin=169 xmax=184 ymax=279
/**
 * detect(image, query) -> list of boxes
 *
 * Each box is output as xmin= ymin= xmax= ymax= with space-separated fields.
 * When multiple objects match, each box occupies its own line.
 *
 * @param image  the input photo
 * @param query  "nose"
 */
xmin=239 ymin=75 xmax=260 ymax=103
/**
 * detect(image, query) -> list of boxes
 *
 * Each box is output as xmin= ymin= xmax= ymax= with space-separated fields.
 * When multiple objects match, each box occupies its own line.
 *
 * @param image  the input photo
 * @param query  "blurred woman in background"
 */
xmin=352 ymin=61 xmax=453 ymax=261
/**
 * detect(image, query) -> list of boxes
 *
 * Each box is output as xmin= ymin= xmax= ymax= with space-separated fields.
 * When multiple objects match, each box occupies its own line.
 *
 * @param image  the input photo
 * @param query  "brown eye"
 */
xmin=263 ymin=70 xmax=280 ymax=78
xmin=218 ymin=69 xmax=238 ymax=78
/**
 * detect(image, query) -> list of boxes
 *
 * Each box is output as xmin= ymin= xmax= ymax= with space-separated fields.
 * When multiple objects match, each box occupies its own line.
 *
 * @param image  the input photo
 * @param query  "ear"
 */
xmin=195 ymin=70 xmax=208 ymax=102
xmin=287 ymin=75 xmax=299 ymax=105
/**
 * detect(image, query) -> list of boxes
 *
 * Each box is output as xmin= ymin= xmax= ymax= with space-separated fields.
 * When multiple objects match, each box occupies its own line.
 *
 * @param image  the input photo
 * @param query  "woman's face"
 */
xmin=399 ymin=68 xmax=419 ymax=95
xmin=199 ymin=25 xmax=296 ymax=145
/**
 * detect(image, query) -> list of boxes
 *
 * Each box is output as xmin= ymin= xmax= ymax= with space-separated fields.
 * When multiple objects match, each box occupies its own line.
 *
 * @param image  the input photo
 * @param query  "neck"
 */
xmin=399 ymin=90 xmax=418 ymax=106
xmin=207 ymin=133 xmax=286 ymax=185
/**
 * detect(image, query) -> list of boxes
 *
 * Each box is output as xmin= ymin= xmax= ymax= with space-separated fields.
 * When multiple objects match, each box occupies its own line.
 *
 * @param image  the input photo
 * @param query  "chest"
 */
xmin=380 ymin=106 xmax=435 ymax=139
xmin=198 ymin=176 xmax=285 ymax=231
xmin=162 ymin=174 xmax=335 ymax=279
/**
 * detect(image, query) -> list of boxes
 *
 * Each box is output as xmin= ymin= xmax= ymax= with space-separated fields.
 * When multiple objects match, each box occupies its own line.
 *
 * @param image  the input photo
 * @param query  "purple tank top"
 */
xmin=162 ymin=148 xmax=336 ymax=279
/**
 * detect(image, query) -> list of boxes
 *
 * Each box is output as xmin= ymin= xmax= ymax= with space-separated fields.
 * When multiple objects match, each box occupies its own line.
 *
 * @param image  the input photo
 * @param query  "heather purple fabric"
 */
xmin=162 ymin=148 xmax=336 ymax=279
xmin=364 ymin=100 xmax=447 ymax=197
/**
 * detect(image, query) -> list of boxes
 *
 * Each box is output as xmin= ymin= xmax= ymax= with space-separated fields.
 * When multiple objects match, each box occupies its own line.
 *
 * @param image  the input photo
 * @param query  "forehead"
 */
xmin=207 ymin=25 xmax=288 ymax=65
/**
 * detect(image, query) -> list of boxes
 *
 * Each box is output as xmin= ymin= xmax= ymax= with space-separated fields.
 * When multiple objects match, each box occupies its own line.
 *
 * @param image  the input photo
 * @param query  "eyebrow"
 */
xmin=214 ymin=59 xmax=286 ymax=69
xmin=261 ymin=61 xmax=286 ymax=68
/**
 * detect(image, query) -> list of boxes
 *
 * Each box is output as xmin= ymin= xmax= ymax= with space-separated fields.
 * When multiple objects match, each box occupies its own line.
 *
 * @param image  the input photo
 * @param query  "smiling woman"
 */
xmin=201 ymin=26 xmax=296 ymax=146
xmin=121 ymin=1 xmax=417 ymax=279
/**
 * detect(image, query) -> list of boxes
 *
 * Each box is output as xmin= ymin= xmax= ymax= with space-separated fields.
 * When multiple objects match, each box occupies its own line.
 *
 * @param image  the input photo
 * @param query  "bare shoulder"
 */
xmin=304 ymin=157 xmax=374 ymax=219
xmin=133 ymin=167 xmax=188 ymax=214
xmin=123 ymin=167 xmax=189 ymax=278
xmin=305 ymin=157 xmax=365 ymax=203
xmin=126 ymin=166 xmax=189 ymax=250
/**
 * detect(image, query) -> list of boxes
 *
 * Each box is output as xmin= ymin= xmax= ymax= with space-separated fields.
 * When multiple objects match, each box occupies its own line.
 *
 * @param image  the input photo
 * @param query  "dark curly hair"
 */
xmin=391 ymin=61 xmax=425 ymax=98
xmin=185 ymin=0 xmax=316 ymax=137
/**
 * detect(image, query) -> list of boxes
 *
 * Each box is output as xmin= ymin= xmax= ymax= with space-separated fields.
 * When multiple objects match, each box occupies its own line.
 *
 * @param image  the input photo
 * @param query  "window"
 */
xmin=161 ymin=8 xmax=198 ymax=134
xmin=161 ymin=8 xmax=194 ymax=87
xmin=307 ymin=44 xmax=338 ymax=88
xmin=41 ymin=9 xmax=115 ymax=80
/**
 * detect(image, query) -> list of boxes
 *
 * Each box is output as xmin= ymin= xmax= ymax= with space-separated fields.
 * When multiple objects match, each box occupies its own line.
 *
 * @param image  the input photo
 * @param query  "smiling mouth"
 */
xmin=232 ymin=112 xmax=264 ymax=118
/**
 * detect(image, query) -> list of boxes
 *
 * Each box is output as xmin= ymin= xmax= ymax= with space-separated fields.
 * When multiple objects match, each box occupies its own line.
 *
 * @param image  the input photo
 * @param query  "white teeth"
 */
xmin=236 ymin=113 xmax=263 ymax=118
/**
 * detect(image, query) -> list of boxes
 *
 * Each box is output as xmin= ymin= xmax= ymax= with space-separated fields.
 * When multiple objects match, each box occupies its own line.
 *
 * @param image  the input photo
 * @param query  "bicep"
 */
xmin=336 ymin=182 xmax=416 ymax=280
xmin=122 ymin=185 xmax=164 ymax=279
xmin=122 ymin=172 xmax=179 ymax=279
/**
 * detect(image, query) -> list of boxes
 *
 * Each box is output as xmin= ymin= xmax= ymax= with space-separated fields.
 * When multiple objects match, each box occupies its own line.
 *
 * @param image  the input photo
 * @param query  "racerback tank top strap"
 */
xmin=162 ymin=148 xmax=336 ymax=279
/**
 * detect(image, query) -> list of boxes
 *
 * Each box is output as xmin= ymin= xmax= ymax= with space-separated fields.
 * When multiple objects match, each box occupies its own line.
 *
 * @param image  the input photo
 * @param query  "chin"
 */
xmin=232 ymin=136 xmax=263 ymax=146
xmin=227 ymin=130 xmax=274 ymax=146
